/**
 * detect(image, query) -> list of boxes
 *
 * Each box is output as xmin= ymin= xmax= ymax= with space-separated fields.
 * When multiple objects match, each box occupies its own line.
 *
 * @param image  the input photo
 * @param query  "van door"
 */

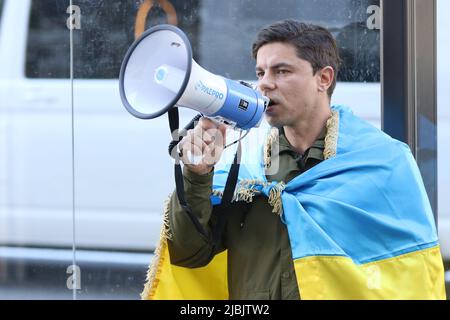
xmin=0 ymin=0 xmax=73 ymax=247
xmin=69 ymin=0 xmax=178 ymax=251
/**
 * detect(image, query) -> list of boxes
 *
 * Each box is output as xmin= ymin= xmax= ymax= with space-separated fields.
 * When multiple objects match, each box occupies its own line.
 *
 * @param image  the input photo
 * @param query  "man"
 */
xmin=141 ymin=20 xmax=446 ymax=300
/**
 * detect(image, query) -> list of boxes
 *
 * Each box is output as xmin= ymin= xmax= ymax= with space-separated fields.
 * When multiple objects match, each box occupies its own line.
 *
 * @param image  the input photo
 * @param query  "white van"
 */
xmin=0 ymin=0 xmax=448 ymax=261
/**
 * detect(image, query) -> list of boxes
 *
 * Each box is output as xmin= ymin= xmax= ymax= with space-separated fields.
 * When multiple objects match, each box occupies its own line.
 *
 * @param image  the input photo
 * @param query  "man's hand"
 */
xmin=178 ymin=117 xmax=227 ymax=175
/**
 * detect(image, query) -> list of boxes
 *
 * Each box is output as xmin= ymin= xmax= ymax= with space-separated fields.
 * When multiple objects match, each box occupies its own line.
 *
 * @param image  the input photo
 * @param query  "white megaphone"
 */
xmin=119 ymin=24 xmax=269 ymax=130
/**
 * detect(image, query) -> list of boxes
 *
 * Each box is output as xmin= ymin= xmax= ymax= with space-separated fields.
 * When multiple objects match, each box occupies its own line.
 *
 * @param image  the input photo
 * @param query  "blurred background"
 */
xmin=0 ymin=0 xmax=448 ymax=299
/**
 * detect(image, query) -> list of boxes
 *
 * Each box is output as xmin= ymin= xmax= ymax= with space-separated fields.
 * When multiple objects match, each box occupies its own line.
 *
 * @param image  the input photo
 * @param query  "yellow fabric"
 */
xmin=144 ymin=239 xmax=445 ymax=300
xmin=294 ymin=245 xmax=446 ymax=300
xmin=148 ymin=239 xmax=228 ymax=300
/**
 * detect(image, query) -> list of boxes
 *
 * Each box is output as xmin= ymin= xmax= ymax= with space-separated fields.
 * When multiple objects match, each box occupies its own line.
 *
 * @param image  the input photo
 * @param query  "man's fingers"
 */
xmin=203 ymin=143 xmax=224 ymax=166
xmin=217 ymin=123 xmax=227 ymax=139
xmin=198 ymin=117 xmax=219 ymax=130
xmin=180 ymin=142 xmax=202 ymax=165
xmin=178 ymin=117 xmax=228 ymax=167
xmin=185 ymin=129 xmax=208 ymax=151
xmin=193 ymin=120 xmax=227 ymax=147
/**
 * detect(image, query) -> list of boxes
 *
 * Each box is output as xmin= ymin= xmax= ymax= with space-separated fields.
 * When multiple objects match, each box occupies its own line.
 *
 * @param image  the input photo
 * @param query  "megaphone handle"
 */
xmin=168 ymin=113 xmax=202 ymax=157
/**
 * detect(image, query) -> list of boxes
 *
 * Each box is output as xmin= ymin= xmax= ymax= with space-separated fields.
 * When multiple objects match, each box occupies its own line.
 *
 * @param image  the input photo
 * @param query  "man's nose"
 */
xmin=258 ymin=74 xmax=276 ymax=94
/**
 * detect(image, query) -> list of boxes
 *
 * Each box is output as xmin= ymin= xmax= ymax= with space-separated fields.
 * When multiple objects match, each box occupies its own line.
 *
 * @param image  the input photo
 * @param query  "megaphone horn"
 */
xmin=119 ymin=24 xmax=269 ymax=130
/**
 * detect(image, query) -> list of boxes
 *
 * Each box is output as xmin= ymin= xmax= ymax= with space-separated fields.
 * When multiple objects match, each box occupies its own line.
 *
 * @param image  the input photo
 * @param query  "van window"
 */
xmin=26 ymin=0 xmax=70 ymax=78
xmin=0 ymin=0 xmax=4 ymax=23
xmin=26 ymin=0 xmax=379 ymax=82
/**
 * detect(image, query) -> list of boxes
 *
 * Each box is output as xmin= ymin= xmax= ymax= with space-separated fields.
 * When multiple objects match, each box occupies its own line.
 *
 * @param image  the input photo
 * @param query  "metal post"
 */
xmin=381 ymin=0 xmax=438 ymax=225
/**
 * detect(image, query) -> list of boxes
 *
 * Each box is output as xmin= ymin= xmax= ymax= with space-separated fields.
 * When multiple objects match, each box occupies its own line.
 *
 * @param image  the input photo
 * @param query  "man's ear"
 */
xmin=317 ymin=66 xmax=335 ymax=92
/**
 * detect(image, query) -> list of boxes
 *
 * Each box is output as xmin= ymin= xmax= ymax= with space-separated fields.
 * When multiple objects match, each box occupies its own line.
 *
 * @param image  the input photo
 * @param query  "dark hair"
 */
xmin=252 ymin=19 xmax=341 ymax=98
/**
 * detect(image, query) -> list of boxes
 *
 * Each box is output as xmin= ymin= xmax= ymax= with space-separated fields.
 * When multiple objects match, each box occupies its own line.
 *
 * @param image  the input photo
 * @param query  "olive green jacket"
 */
xmin=167 ymin=128 xmax=325 ymax=300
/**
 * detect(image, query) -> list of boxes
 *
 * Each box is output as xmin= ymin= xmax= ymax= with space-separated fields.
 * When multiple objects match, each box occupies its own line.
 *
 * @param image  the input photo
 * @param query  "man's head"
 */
xmin=252 ymin=20 xmax=341 ymax=127
xmin=252 ymin=19 xmax=340 ymax=99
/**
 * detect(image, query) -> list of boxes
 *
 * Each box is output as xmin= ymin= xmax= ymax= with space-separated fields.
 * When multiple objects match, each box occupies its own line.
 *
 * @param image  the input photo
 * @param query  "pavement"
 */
xmin=0 ymin=248 xmax=449 ymax=300
xmin=0 ymin=247 xmax=151 ymax=300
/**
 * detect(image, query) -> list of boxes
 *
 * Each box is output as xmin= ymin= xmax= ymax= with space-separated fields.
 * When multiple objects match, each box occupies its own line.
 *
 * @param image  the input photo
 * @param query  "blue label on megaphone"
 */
xmin=194 ymin=80 xmax=225 ymax=100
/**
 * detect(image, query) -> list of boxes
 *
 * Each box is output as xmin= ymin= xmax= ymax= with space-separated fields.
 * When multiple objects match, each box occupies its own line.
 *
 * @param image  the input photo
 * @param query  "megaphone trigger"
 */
xmin=203 ymin=116 xmax=232 ymax=128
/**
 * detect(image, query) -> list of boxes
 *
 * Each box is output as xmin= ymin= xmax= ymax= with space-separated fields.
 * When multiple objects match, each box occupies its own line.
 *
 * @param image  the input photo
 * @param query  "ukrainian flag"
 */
xmin=142 ymin=106 xmax=446 ymax=300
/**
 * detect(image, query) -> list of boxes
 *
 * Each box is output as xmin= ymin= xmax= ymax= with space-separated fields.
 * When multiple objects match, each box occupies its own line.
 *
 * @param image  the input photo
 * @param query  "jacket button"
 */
xmin=282 ymin=272 xmax=290 ymax=279
xmin=240 ymin=222 xmax=244 ymax=228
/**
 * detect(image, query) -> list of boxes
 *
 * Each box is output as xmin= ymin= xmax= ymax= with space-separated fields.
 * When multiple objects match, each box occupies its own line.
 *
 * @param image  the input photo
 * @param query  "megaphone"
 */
xmin=119 ymin=24 xmax=269 ymax=130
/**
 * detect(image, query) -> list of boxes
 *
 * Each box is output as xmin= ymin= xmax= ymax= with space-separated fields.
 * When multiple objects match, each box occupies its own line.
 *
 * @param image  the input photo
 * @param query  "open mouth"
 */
xmin=266 ymin=99 xmax=278 ymax=112
xmin=267 ymin=97 xmax=279 ymax=106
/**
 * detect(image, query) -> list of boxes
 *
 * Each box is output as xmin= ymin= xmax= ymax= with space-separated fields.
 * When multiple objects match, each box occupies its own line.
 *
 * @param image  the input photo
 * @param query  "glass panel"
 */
xmin=437 ymin=0 xmax=450 ymax=269
xmin=0 ymin=0 xmax=3 ymax=21
xmin=73 ymin=0 xmax=380 ymax=299
xmin=26 ymin=1 xmax=69 ymax=78
xmin=0 ymin=0 xmax=73 ymax=299
xmin=71 ymin=0 xmax=156 ymax=299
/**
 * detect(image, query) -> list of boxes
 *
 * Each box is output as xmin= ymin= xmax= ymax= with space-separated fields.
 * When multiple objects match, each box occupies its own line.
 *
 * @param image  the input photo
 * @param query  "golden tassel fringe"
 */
xmin=141 ymin=195 xmax=172 ymax=300
xmin=264 ymin=127 xmax=279 ymax=170
xmin=324 ymin=110 xmax=339 ymax=160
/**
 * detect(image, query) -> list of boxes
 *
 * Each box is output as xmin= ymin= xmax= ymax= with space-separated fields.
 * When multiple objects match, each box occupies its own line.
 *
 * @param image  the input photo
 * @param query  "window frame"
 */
xmin=381 ymin=0 xmax=438 ymax=224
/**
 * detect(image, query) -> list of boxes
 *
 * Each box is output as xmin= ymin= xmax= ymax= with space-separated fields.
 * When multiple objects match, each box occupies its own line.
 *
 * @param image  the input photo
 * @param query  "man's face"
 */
xmin=255 ymin=42 xmax=320 ymax=127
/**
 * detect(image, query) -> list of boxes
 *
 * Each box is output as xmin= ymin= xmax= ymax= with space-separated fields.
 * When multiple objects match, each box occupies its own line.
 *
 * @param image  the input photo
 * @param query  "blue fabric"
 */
xmin=211 ymin=105 xmax=439 ymax=265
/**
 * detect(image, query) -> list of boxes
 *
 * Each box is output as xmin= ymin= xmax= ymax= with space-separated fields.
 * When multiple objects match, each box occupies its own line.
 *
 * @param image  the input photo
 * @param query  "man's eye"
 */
xmin=256 ymin=72 xmax=264 ymax=79
xmin=277 ymin=69 xmax=289 ymax=74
